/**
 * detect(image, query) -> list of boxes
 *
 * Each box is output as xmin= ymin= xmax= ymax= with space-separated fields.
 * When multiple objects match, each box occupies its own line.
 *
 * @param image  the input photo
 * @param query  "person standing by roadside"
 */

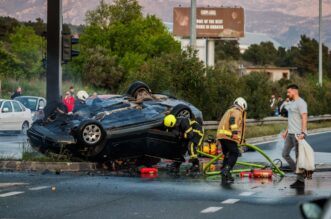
xmin=63 ymin=91 xmax=75 ymax=113
xmin=279 ymin=97 xmax=290 ymax=117
xmin=270 ymin=95 xmax=276 ymax=116
xmin=11 ymin=86 xmax=22 ymax=99
xmin=282 ymin=84 xmax=308 ymax=188
xmin=69 ymin=86 xmax=75 ymax=97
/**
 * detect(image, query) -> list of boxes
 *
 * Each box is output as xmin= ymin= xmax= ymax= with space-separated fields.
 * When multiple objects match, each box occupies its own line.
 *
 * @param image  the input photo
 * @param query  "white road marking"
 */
xmin=29 ymin=186 xmax=50 ymax=191
xmin=201 ymin=207 xmax=223 ymax=213
xmin=0 ymin=182 xmax=28 ymax=188
xmin=239 ymin=192 xmax=255 ymax=196
xmin=254 ymin=140 xmax=277 ymax=145
xmin=0 ymin=191 xmax=24 ymax=197
xmin=308 ymin=131 xmax=331 ymax=136
xmin=254 ymin=130 xmax=331 ymax=145
xmin=221 ymin=199 xmax=240 ymax=204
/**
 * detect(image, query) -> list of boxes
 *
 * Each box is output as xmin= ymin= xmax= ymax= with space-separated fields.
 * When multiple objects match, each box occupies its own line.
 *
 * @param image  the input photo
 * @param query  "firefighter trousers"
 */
xmin=220 ymin=139 xmax=240 ymax=170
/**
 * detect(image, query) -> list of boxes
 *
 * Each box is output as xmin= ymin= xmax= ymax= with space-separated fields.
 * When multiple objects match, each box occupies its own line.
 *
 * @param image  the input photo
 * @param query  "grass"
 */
xmin=206 ymin=120 xmax=331 ymax=139
xmin=21 ymin=144 xmax=71 ymax=162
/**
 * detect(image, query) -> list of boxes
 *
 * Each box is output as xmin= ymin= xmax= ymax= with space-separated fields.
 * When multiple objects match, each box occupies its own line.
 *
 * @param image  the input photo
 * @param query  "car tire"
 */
xmin=171 ymin=104 xmax=193 ymax=119
xmin=127 ymin=81 xmax=151 ymax=98
xmin=77 ymin=120 xmax=106 ymax=147
xmin=21 ymin=121 xmax=29 ymax=135
xmin=75 ymin=121 xmax=107 ymax=158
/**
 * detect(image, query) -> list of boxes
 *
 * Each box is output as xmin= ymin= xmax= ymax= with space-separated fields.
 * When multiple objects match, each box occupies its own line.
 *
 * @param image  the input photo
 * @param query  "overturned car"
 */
xmin=27 ymin=82 xmax=203 ymax=166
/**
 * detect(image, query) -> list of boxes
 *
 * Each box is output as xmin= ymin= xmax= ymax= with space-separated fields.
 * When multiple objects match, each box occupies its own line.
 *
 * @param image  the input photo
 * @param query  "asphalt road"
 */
xmin=0 ymin=131 xmax=331 ymax=218
xmin=1 ymin=171 xmax=331 ymax=219
xmin=256 ymin=131 xmax=331 ymax=153
xmin=239 ymin=131 xmax=331 ymax=166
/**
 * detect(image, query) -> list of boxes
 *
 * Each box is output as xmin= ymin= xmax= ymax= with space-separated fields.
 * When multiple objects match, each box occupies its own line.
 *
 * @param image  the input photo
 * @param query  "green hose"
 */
xmin=243 ymin=143 xmax=285 ymax=177
xmin=197 ymin=150 xmax=265 ymax=175
xmin=197 ymin=143 xmax=285 ymax=177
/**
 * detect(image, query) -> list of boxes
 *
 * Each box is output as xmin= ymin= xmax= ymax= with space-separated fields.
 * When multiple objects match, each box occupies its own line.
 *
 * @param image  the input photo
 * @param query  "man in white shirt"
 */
xmin=282 ymin=84 xmax=308 ymax=188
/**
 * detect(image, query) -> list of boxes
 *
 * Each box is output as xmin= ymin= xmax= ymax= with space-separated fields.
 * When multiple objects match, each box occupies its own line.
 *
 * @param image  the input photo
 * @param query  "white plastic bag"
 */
xmin=296 ymin=139 xmax=315 ymax=174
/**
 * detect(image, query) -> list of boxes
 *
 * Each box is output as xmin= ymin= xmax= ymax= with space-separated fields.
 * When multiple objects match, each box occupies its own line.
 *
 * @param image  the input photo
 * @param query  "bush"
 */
xmin=239 ymin=72 xmax=273 ymax=119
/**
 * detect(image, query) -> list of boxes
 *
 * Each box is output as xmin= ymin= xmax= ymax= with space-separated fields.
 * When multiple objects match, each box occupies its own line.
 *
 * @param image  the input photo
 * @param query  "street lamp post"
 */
xmin=318 ymin=0 xmax=323 ymax=86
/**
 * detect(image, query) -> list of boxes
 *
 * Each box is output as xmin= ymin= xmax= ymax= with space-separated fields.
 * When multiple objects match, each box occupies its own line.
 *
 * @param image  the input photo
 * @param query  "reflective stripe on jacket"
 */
xmin=178 ymin=118 xmax=204 ymax=146
xmin=216 ymin=105 xmax=246 ymax=144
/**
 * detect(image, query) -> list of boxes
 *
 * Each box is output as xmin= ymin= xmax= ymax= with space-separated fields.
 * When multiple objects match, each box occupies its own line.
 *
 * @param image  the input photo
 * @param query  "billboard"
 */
xmin=173 ymin=7 xmax=244 ymax=38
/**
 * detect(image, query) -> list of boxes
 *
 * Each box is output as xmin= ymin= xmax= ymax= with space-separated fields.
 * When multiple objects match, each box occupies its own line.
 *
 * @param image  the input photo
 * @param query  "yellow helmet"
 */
xmin=164 ymin=114 xmax=177 ymax=128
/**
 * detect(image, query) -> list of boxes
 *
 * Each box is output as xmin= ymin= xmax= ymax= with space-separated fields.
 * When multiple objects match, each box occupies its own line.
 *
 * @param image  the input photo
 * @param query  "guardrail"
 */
xmin=203 ymin=114 xmax=331 ymax=130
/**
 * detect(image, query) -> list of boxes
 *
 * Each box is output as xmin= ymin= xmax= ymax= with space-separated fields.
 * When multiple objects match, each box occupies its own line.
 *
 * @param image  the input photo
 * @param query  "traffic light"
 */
xmin=62 ymin=34 xmax=80 ymax=62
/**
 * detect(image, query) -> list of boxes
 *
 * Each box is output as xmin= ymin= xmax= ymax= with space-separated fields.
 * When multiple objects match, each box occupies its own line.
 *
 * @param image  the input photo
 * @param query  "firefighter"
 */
xmin=217 ymin=97 xmax=247 ymax=183
xmin=163 ymin=114 xmax=204 ymax=174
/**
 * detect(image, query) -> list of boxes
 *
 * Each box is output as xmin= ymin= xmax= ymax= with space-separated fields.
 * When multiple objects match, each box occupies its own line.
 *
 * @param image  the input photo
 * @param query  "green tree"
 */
xmin=82 ymin=46 xmax=123 ymax=92
xmin=74 ymin=0 xmax=180 ymax=88
xmin=239 ymin=72 xmax=272 ymax=119
xmin=0 ymin=16 xmax=20 ymax=41
xmin=86 ymin=0 xmax=142 ymax=27
xmin=292 ymin=35 xmax=329 ymax=75
xmin=125 ymin=49 xmax=205 ymax=108
xmin=215 ymin=40 xmax=240 ymax=62
xmin=0 ymin=42 xmax=24 ymax=79
xmin=201 ymin=62 xmax=240 ymax=120
xmin=8 ymin=25 xmax=43 ymax=77
xmin=242 ymin=41 xmax=277 ymax=65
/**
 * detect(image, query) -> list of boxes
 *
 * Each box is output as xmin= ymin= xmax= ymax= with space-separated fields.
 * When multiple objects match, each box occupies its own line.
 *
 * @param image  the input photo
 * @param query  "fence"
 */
xmin=203 ymin=114 xmax=331 ymax=130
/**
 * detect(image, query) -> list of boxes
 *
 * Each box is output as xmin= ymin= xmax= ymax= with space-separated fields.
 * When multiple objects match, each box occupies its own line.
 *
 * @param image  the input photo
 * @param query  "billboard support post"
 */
xmin=190 ymin=0 xmax=197 ymax=49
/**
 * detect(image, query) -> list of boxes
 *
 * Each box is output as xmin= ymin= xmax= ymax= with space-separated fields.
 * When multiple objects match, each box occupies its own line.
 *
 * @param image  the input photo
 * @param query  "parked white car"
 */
xmin=0 ymin=99 xmax=33 ymax=134
xmin=14 ymin=96 xmax=46 ymax=121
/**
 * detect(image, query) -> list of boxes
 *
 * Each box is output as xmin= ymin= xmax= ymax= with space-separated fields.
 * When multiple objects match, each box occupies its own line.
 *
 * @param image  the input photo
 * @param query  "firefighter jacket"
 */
xmin=216 ymin=105 xmax=247 ymax=144
xmin=176 ymin=118 xmax=204 ymax=146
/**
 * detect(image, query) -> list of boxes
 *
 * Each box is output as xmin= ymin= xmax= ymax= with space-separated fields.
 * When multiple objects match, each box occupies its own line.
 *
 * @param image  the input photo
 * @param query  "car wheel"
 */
xmin=171 ymin=104 xmax=193 ymax=119
xmin=127 ymin=81 xmax=151 ymax=98
xmin=79 ymin=122 xmax=105 ymax=146
xmin=76 ymin=121 xmax=107 ymax=158
xmin=21 ymin=121 xmax=29 ymax=135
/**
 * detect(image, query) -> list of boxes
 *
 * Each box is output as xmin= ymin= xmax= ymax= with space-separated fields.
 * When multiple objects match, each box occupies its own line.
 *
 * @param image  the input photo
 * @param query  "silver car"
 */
xmin=14 ymin=96 xmax=46 ymax=121
xmin=0 ymin=99 xmax=33 ymax=134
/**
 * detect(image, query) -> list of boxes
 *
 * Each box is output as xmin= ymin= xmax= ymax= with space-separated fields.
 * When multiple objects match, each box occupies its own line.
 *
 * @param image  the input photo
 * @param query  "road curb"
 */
xmin=0 ymin=161 xmax=97 ymax=172
xmin=247 ymin=127 xmax=331 ymax=144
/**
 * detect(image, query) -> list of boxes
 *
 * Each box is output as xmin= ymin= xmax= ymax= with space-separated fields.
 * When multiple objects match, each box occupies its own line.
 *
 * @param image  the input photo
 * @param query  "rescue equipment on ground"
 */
xmin=239 ymin=172 xmax=253 ymax=177
xmin=253 ymin=169 xmax=273 ymax=178
xmin=140 ymin=167 xmax=158 ymax=175
xmin=202 ymin=143 xmax=218 ymax=155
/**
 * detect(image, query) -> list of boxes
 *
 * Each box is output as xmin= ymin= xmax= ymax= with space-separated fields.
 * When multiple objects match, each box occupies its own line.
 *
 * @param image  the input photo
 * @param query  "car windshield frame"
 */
xmin=15 ymin=97 xmax=38 ymax=111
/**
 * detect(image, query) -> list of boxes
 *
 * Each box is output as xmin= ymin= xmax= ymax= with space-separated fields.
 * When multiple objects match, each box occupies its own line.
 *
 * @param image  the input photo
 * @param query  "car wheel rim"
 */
xmin=82 ymin=124 xmax=102 ymax=145
xmin=177 ymin=110 xmax=191 ymax=118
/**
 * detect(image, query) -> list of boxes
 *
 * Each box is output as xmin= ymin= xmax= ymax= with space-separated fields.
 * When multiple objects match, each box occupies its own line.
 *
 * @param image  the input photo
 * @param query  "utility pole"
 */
xmin=46 ymin=0 xmax=62 ymax=102
xmin=190 ymin=0 xmax=197 ymax=49
xmin=318 ymin=0 xmax=323 ymax=86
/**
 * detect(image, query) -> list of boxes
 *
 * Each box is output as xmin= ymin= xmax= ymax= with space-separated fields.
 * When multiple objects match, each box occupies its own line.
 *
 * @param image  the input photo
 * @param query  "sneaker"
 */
xmin=290 ymin=180 xmax=305 ymax=188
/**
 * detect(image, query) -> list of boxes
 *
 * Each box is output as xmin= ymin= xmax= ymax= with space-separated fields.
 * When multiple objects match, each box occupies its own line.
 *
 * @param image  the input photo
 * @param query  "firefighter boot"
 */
xmin=187 ymin=158 xmax=200 ymax=176
xmin=168 ymin=161 xmax=181 ymax=175
xmin=221 ymin=166 xmax=234 ymax=184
